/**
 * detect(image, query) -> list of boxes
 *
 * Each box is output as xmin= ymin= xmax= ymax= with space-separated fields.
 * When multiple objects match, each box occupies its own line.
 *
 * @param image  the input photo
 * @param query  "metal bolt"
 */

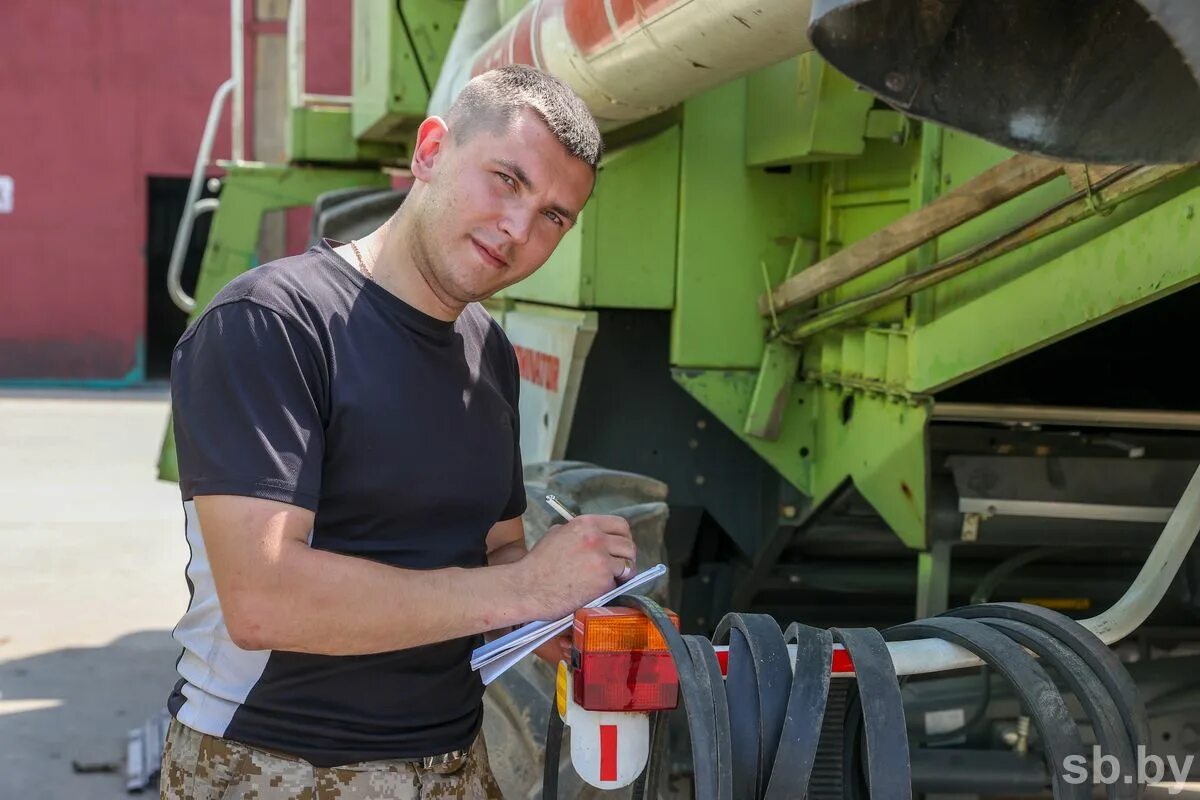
xmin=1015 ymin=716 xmax=1031 ymax=755
xmin=961 ymin=513 xmax=980 ymax=542
xmin=788 ymin=574 xmax=801 ymax=584
xmin=701 ymin=575 xmax=711 ymax=584
xmin=206 ymin=177 xmax=222 ymax=193
xmin=782 ymin=505 xmax=798 ymax=518
xmin=1002 ymin=730 xmax=1019 ymax=747
xmin=688 ymin=438 xmax=699 ymax=449
xmin=885 ymin=72 xmax=906 ymax=93
xmin=696 ymin=419 xmax=708 ymax=430
xmin=697 ymin=617 xmax=707 ymax=626
xmin=694 ymin=475 xmax=706 ymax=486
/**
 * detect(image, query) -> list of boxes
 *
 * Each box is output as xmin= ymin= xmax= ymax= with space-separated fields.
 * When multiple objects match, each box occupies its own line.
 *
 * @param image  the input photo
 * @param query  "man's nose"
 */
xmin=499 ymin=207 xmax=535 ymax=246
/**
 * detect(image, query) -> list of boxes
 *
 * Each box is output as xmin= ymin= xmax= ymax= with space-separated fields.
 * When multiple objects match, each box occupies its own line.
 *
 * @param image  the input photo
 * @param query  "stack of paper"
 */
xmin=470 ymin=564 xmax=667 ymax=685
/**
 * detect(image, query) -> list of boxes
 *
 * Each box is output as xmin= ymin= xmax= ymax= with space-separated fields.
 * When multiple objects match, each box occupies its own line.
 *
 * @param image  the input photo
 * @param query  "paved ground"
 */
xmin=0 ymin=387 xmax=190 ymax=799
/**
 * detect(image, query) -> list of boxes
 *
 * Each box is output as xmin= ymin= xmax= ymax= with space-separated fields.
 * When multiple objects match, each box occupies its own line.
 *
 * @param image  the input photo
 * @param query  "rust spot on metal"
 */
xmin=901 ymin=481 xmax=914 ymax=502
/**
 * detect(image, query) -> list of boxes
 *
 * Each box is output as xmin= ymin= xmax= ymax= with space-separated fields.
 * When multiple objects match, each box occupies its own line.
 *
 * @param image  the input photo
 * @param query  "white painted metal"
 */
xmin=428 ymin=0 xmax=503 ymax=116
xmin=287 ymin=0 xmax=306 ymax=110
xmin=230 ymin=0 xmax=245 ymax=162
xmin=167 ymin=198 xmax=220 ymax=314
xmin=957 ymin=498 xmax=1174 ymax=524
xmin=0 ymin=176 xmax=12 ymax=214
xmin=933 ymin=402 xmax=1200 ymax=431
xmin=562 ymin=688 xmax=650 ymax=789
xmin=501 ymin=306 xmax=598 ymax=464
xmin=166 ymin=79 xmax=237 ymax=314
xmin=457 ymin=0 xmax=818 ymax=129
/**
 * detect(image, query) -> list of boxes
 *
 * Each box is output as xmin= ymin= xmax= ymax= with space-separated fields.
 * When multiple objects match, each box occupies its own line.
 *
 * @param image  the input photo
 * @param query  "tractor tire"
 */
xmin=307 ymin=188 xmax=407 ymax=246
xmin=482 ymin=461 xmax=671 ymax=800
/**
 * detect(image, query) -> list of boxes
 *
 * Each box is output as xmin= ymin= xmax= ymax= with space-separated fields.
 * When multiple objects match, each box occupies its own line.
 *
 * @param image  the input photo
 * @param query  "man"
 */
xmin=160 ymin=65 xmax=635 ymax=799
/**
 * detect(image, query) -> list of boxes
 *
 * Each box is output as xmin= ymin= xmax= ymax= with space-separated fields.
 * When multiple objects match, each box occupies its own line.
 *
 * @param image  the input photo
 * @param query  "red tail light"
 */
xmin=572 ymin=607 xmax=681 ymax=712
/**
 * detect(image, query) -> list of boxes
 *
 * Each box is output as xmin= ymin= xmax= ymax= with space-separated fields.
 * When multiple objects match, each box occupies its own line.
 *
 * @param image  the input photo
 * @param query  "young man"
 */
xmin=160 ymin=65 xmax=632 ymax=799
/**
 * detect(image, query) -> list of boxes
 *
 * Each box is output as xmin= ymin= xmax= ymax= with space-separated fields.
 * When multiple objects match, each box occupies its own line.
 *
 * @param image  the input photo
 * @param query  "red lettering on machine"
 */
xmin=513 ymin=345 xmax=561 ymax=393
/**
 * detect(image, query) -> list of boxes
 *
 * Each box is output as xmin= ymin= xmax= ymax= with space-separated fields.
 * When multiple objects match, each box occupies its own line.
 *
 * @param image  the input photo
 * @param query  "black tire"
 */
xmin=308 ymin=188 xmax=408 ymax=245
xmin=482 ymin=461 xmax=671 ymax=800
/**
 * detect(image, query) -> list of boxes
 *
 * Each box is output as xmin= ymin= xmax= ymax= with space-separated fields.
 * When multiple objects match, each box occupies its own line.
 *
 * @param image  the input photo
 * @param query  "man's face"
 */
xmin=409 ymin=108 xmax=596 ymax=308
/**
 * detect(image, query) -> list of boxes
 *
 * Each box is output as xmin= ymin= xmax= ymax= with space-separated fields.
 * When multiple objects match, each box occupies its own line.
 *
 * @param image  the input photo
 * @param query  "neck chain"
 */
xmin=349 ymin=240 xmax=374 ymax=282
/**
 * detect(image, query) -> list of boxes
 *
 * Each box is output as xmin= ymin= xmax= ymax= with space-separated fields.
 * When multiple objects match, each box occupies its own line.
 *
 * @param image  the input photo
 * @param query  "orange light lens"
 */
xmin=572 ymin=607 xmax=682 ymax=712
xmin=573 ymin=607 xmax=680 ymax=653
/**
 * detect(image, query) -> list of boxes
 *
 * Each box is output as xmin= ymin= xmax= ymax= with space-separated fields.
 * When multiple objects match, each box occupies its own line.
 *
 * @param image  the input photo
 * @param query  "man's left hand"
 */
xmin=534 ymin=631 xmax=572 ymax=666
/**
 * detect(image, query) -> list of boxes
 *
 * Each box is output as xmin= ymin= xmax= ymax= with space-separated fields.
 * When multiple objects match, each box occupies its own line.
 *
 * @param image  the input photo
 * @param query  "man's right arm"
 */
xmin=196 ymin=494 xmax=635 ymax=655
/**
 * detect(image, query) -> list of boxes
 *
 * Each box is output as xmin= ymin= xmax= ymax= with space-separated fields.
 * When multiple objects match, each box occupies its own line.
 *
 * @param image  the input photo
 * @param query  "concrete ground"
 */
xmin=0 ymin=387 xmax=190 ymax=799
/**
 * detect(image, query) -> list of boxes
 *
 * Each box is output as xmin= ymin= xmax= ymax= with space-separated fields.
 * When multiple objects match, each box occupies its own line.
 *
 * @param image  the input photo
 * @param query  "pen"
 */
xmin=545 ymin=494 xmax=634 ymax=581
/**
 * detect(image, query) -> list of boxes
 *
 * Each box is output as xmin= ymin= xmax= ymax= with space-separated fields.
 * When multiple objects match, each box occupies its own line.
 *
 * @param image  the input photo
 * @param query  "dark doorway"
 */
xmin=145 ymin=177 xmax=216 ymax=378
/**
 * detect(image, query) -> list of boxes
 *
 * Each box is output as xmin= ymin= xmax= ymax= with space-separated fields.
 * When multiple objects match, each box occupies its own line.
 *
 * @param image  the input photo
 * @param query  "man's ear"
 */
xmin=410 ymin=116 xmax=449 ymax=182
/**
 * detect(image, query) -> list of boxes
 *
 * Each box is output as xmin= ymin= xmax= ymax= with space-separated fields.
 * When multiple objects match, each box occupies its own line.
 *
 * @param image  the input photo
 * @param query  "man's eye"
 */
xmin=496 ymin=172 xmax=516 ymax=188
xmin=544 ymin=210 xmax=563 ymax=227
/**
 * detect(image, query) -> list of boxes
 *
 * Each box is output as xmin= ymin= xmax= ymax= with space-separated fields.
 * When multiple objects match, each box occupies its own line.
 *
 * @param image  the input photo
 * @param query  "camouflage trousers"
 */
xmin=159 ymin=719 xmax=505 ymax=800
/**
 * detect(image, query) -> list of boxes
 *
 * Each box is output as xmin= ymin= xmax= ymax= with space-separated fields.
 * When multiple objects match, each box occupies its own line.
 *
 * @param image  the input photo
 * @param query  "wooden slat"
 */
xmin=758 ymin=154 xmax=1066 ymax=316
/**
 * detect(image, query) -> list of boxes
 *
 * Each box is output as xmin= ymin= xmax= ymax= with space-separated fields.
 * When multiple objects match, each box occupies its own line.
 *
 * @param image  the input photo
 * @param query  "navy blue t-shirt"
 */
xmin=166 ymin=239 xmax=525 ymax=767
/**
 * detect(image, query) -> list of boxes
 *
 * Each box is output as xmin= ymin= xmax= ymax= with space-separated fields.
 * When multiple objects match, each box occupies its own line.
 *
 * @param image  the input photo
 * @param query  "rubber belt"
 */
xmin=614 ymin=595 xmax=729 ymax=800
xmin=543 ymin=687 xmax=564 ymax=800
xmin=713 ymin=613 xmax=793 ymax=800
xmin=978 ymin=616 xmax=1138 ymax=800
xmin=831 ymin=627 xmax=912 ymax=800
xmin=686 ymin=635 xmax=734 ymax=800
xmin=887 ymin=617 xmax=1089 ymax=800
xmin=943 ymin=602 xmax=1150 ymax=766
xmin=761 ymin=623 xmax=834 ymax=800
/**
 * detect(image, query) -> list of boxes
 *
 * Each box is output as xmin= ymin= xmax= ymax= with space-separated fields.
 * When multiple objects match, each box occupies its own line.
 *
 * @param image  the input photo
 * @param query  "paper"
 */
xmin=471 ymin=564 xmax=667 ymax=685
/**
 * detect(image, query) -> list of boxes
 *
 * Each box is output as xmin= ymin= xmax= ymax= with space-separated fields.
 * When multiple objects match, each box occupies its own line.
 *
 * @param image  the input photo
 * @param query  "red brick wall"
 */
xmin=0 ymin=1 xmax=351 ymax=381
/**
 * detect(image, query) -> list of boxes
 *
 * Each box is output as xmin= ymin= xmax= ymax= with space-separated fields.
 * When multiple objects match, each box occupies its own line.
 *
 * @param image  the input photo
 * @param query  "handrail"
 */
xmin=287 ymin=0 xmax=305 ymax=110
xmin=167 ymin=198 xmax=220 ymax=314
xmin=230 ymin=0 xmax=244 ymax=162
xmin=166 ymin=79 xmax=235 ymax=314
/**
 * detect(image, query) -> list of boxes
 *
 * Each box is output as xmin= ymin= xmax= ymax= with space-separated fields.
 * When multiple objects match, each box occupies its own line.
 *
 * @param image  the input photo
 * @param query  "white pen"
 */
xmin=544 ymin=494 xmax=633 ymax=581
xmin=544 ymin=494 xmax=575 ymax=521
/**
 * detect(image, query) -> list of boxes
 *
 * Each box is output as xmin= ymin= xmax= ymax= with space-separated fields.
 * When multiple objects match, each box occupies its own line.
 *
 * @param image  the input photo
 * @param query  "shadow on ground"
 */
xmin=0 ymin=629 xmax=180 ymax=799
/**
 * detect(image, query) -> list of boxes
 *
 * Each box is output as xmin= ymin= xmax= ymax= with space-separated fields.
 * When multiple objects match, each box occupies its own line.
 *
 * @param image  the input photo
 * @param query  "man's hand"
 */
xmin=534 ymin=632 xmax=572 ymax=666
xmin=516 ymin=514 xmax=636 ymax=621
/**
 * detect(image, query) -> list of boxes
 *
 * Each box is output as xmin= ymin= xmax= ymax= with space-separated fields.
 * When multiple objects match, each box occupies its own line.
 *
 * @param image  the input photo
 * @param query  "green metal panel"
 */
xmin=808 ymin=387 xmax=928 ymax=550
xmin=503 ymin=126 xmax=680 ymax=309
xmin=288 ymin=107 xmax=400 ymax=164
xmin=501 ymin=217 xmax=589 ymax=307
xmin=674 ymin=369 xmax=929 ymax=548
xmin=158 ymin=163 xmax=389 ymax=482
xmin=910 ymin=173 xmax=1200 ymax=393
xmin=822 ymin=137 xmax=923 ymax=317
xmin=352 ymin=0 xmax=462 ymax=144
xmin=745 ymin=53 xmax=875 ymax=167
xmin=673 ymin=79 xmax=820 ymax=368
xmin=744 ymin=341 xmax=802 ymax=440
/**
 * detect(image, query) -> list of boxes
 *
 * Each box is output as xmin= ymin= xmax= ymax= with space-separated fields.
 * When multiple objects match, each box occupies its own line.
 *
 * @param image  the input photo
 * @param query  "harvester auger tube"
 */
xmin=543 ymin=464 xmax=1200 ymax=798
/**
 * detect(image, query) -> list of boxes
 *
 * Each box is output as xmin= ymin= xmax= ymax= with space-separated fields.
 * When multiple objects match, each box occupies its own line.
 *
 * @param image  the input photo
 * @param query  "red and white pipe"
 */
xmin=444 ymin=0 xmax=816 ymax=129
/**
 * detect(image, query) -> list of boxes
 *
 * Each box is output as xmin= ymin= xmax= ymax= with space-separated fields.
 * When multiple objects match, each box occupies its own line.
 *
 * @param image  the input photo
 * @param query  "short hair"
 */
xmin=446 ymin=65 xmax=602 ymax=170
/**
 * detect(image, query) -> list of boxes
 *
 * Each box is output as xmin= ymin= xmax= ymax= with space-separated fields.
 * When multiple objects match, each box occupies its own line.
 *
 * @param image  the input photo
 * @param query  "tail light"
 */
xmin=572 ymin=606 xmax=680 ymax=712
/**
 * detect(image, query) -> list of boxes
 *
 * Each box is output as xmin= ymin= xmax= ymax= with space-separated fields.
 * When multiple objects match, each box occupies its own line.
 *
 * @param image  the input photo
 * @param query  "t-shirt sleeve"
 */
xmin=499 ymin=340 xmax=527 ymax=521
xmin=171 ymin=300 xmax=327 ymax=511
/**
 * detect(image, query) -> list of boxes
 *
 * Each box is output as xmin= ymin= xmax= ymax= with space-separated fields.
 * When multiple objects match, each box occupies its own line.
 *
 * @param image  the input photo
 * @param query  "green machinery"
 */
xmin=163 ymin=0 xmax=1200 ymax=793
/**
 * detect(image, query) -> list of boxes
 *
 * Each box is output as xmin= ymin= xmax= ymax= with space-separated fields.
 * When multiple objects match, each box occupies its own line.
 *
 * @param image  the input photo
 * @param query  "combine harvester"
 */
xmin=161 ymin=1 xmax=1200 ymax=796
